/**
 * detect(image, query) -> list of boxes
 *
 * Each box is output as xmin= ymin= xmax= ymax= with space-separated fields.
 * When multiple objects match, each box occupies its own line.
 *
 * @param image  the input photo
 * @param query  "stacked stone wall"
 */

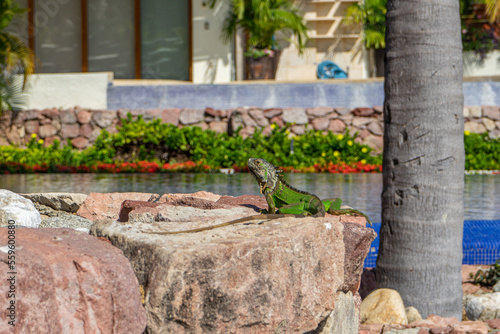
xmin=1 ymin=106 xmax=499 ymax=152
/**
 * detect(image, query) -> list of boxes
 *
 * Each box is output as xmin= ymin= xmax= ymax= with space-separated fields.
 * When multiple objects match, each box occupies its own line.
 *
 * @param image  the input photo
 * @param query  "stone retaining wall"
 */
xmin=1 ymin=106 xmax=499 ymax=153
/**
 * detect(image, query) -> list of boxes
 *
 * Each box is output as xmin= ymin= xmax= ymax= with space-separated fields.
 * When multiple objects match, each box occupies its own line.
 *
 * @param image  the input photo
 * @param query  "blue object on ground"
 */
xmin=317 ymin=61 xmax=348 ymax=79
xmin=364 ymin=220 xmax=500 ymax=267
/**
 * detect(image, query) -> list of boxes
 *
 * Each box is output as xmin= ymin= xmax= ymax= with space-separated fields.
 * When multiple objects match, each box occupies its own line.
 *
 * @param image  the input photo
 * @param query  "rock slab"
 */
xmin=0 ymin=189 xmax=41 ymax=228
xmin=0 ymin=228 xmax=146 ymax=333
xmin=91 ymin=200 xmax=376 ymax=334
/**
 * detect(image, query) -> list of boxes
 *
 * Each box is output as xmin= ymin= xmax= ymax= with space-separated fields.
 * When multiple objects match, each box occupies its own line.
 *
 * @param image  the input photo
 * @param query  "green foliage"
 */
xmin=464 ymin=132 xmax=500 ymax=170
xmin=0 ymin=0 xmax=34 ymax=111
xmin=471 ymin=258 xmax=500 ymax=287
xmin=344 ymin=0 xmax=387 ymax=49
xmin=460 ymin=0 xmax=499 ymax=59
xmin=0 ymin=116 xmax=381 ymax=170
xmin=209 ymin=0 xmax=309 ymax=54
xmin=3 ymin=119 xmax=500 ymax=172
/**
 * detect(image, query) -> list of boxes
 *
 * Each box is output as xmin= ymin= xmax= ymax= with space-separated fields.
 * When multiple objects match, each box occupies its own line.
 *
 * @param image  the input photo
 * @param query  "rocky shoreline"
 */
xmin=0 ymin=190 xmax=498 ymax=333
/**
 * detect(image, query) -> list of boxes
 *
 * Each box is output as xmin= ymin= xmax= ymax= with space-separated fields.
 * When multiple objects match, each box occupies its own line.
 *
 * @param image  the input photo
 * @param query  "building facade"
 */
xmin=7 ymin=0 xmax=499 ymax=85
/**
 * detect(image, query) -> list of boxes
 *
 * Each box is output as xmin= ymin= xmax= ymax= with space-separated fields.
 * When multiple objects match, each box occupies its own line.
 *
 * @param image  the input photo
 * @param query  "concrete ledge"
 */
xmin=108 ymin=78 xmax=500 ymax=110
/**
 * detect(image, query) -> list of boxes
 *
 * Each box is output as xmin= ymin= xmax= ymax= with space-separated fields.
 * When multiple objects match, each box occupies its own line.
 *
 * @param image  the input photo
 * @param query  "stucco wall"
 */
xmin=192 ymin=0 xmax=234 ymax=84
xmin=24 ymin=72 xmax=111 ymax=110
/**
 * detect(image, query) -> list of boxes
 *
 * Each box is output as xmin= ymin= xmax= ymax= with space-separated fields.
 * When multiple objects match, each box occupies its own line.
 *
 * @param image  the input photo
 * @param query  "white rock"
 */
xmin=0 ymin=189 xmax=41 ymax=228
xmin=465 ymin=292 xmax=500 ymax=320
xmin=493 ymin=280 xmax=500 ymax=292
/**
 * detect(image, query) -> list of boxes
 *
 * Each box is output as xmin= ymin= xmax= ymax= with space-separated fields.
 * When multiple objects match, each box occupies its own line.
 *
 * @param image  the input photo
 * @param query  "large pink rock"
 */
xmin=77 ymin=192 xmax=156 ymax=221
xmin=91 ymin=194 xmax=376 ymax=333
xmin=0 ymin=228 xmax=146 ymax=333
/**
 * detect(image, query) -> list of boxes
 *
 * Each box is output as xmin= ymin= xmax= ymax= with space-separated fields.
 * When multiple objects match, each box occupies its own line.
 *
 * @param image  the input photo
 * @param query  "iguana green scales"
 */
xmin=145 ymin=158 xmax=371 ymax=235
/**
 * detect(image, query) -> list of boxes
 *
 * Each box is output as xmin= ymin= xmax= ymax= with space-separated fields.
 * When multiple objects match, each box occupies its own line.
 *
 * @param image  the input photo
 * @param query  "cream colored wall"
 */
xmin=275 ymin=0 xmax=368 ymax=81
xmin=463 ymin=51 xmax=500 ymax=77
xmin=23 ymin=72 xmax=111 ymax=109
xmin=192 ymin=0 xmax=234 ymax=83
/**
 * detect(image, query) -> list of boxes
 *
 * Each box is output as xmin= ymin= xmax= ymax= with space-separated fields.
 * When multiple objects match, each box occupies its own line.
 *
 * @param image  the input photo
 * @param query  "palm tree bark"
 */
xmin=376 ymin=0 xmax=464 ymax=319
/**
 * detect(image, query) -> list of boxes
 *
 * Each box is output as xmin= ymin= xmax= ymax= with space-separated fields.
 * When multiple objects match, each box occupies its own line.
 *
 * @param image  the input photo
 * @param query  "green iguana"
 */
xmin=144 ymin=158 xmax=371 ymax=235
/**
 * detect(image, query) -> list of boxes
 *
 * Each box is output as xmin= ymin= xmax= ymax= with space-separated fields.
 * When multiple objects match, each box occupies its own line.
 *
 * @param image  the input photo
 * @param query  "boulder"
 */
xmin=465 ymin=292 xmax=500 ymax=321
xmin=179 ymin=108 xmax=204 ymax=125
xmin=161 ymin=108 xmax=181 ymax=126
xmin=248 ymin=109 xmax=269 ymax=127
xmin=406 ymin=307 xmax=423 ymax=323
xmin=493 ymin=280 xmax=500 ymax=292
xmin=92 ymin=109 xmax=117 ymax=128
xmin=361 ymin=288 xmax=408 ymax=324
xmin=76 ymin=192 xmax=156 ymax=221
xmin=0 ymin=189 xmax=41 ymax=228
xmin=91 ymin=195 xmax=376 ymax=333
xmin=0 ymin=228 xmax=146 ymax=333
xmin=282 ymin=107 xmax=308 ymax=124
xmin=22 ymin=193 xmax=87 ymax=213
xmin=306 ymin=106 xmax=334 ymax=117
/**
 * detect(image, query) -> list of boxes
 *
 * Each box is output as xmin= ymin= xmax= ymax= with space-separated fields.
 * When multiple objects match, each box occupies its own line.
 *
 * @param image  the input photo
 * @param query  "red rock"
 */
xmin=39 ymin=124 xmax=57 ymax=138
xmin=249 ymin=109 xmax=269 ymax=127
xmin=311 ymin=117 xmax=330 ymax=130
xmin=145 ymin=108 xmax=162 ymax=119
xmin=208 ymin=121 xmax=227 ymax=133
xmin=486 ymin=318 xmax=500 ymax=329
xmin=60 ymin=109 xmax=77 ymax=123
xmin=263 ymin=108 xmax=283 ymax=118
xmin=92 ymin=110 xmax=117 ymax=128
xmin=430 ymin=326 xmax=452 ymax=333
xmin=93 ymin=211 xmax=376 ymax=333
xmin=363 ymin=134 xmax=383 ymax=152
xmin=411 ymin=315 xmax=460 ymax=328
xmin=76 ymin=109 xmax=92 ymax=124
xmin=60 ymin=123 xmax=80 ymax=139
xmin=328 ymin=119 xmax=346 ymax=133
xmin=450 ymin=321 xmax=488 ymax=334
xmin=77 ymin=192 xmax=158 ymax=221
xmin=353 ymin=107 xmax=375 ymax=117
xmin=418 ymin=328 xmax=431 ymax=334
xmin=41 ymin=108 xmax=60 ymax=119
xmin=24 ymin=120 xmax=39 ymax=134
xmin=71 ymin=136 xmax=89 ymax=149
xmin=0 ymin=228 xmax=146 ymax=334
xmin=270 ymin=115 xmax=284 ymax=127
xmin=44 ymin=135 xmax=61 ymax=146
xmin=359 ymin=323 xmax=384 ymax=334
xmin=482 ymin=105 xmax=500 ymax=120
xmin=79 ymin=123 xmax=93 ymax=138
xmin=306 ymin=106 xmax=334 ymax=117
xmin=204 ymin=106 xmax=218 ymax=117
xmin=161 ymin=108 xmax=180 ymax=125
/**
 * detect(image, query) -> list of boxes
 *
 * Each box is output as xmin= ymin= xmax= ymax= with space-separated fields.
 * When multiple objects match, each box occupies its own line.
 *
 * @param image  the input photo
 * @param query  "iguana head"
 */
xmin=248 ymin=158 xmax=279 ymax=194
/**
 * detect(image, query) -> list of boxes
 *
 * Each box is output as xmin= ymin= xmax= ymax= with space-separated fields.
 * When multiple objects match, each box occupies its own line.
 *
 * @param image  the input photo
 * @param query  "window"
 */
xmin=14 ymin=0 xmax=192 ymax=80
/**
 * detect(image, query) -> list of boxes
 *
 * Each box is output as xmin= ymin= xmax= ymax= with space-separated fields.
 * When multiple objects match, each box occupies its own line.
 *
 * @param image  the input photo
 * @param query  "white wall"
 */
xmin=192 ymin=0 xmax=234 ymax=84
xmin=463 ymin=51 xmax=500 ymax=77
xmin=23 ymin=72 xmax=111 ymax=109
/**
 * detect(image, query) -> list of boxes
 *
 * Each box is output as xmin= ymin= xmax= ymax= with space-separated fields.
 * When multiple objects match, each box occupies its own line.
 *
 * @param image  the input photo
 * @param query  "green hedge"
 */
xmin=0 ymin=116 xmax=499 ymax=172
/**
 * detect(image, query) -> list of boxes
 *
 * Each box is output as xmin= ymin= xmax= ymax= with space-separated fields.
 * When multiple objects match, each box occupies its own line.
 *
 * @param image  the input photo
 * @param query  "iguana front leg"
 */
xmin=322 ymin=198 xmax=372 ymax=225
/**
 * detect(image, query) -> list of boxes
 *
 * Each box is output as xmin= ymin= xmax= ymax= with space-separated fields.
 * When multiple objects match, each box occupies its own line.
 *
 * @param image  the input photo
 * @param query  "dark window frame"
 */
xmin=26 ymin=0 xmax=192 ymax=80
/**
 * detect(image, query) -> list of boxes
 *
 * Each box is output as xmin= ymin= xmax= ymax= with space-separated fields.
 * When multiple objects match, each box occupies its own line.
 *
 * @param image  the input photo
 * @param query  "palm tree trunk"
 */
xmin=376 ymin=0 xmax=464 ymax=319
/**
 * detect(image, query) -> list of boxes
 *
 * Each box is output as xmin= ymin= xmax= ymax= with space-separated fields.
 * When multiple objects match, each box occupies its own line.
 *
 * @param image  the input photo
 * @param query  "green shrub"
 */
xmin=0 ymin=116 xmax=381 ymax=171
xmin=464 ymin=132 xmax=500 ymax=170
xmin=2 ymin=118 xmax=499 ymax=172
